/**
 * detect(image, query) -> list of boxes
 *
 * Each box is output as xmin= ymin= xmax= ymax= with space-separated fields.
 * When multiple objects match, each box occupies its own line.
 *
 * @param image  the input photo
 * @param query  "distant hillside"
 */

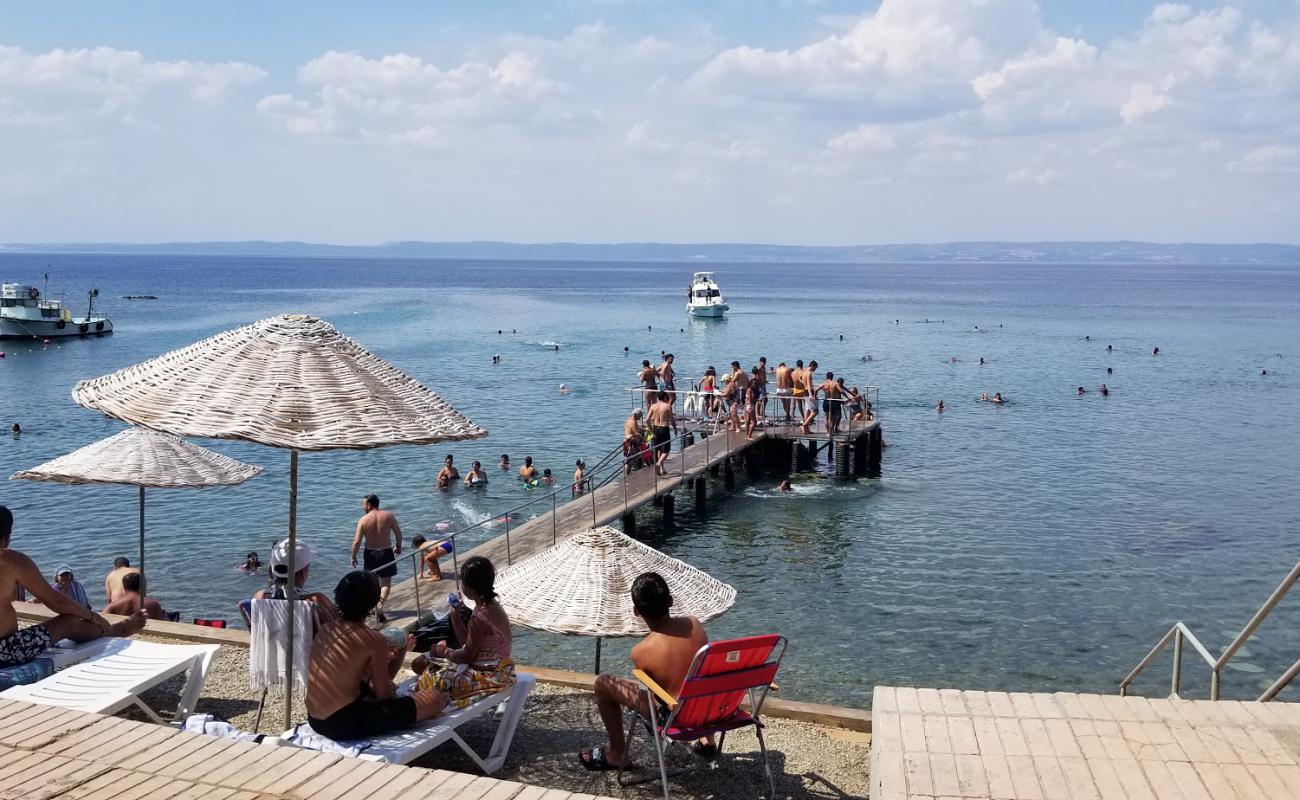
xmin=3 ymin=240 xmax=1300 ymax=264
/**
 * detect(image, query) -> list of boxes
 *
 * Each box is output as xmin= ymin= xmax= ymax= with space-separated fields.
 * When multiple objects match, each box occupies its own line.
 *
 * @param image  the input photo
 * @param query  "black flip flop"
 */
xmin=579 ymin=746 xmax=628 ymax=771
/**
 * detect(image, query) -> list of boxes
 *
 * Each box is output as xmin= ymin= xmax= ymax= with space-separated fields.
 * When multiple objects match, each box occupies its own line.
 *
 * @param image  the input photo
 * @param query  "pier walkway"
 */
xmin=0 ymin=697 xmax=614 ymax=800
xmin=384 ymin=416 xmax=882 ymax=626
xmin=870 ymin=685 xmax=1300 ymax=800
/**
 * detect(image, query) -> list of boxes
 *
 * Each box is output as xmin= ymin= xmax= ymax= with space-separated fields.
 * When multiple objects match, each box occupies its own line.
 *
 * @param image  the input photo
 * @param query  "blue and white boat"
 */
xmin=687 ymin=272 xmax=729 ymax=318
xmin=1 ymin=281 xmax=113 ymax=340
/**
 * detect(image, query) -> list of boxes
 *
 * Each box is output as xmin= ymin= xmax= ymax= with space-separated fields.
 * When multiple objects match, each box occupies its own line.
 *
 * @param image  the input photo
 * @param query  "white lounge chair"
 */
xmin=284 ymin=672 xmax=535 ymax=774
xmin=0 ymin=639 xmax=219 ymax=724
xmin=39 ymin=636 xmax=124 ymax=669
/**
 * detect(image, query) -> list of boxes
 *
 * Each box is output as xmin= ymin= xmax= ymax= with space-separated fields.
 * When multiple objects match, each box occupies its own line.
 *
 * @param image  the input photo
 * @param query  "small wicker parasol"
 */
xmin=71 ymin=314 xmax=486 ymax=729
xmin=11 ymin=427 xmax=262 ymax=598
xmin=495 ymin=526 xmax=736 ymax=670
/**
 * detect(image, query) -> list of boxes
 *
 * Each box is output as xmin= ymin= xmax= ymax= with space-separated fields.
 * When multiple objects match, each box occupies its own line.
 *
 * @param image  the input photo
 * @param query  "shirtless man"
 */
xmin=646 ymin=392 xmax=677 ymax=476
xmin=658 ymin=354 xmax=676 ymax=406
xmin=754 ymin=357 xmax=769 ymax=420
xmin=0 ymin=506 xmax=145 ymax=668
xmin=351 ymin=494 xmax=403 ymax=623
xmin=103 ymin=572 xmax=166 ymax=620
xmin=306 ymin=571 xmax=446 ymax=741
xmin=790 ymin=359 xmax=807 ymax=421
xmin=579 ymin=572 xmax=711 ymax=770
xmin=518 ymin=456 xmax=539 ymax=483
xmin=774 ymin=361 xmax=794 ymax=421
xmin=104 ymin=556 xmax=139 ymax=602
xmin=638 ymin=360 xmax=657 ymax=411
xmin=815 ymin=371 xmax=845 ymax=434
xmin=799 ymin=360 xmax=819 ymax=433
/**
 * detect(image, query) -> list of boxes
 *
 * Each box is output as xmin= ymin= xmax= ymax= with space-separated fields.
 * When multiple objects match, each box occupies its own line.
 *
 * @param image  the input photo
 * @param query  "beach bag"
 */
xmin=417 ymin=657 xmax=517 ymax=710
xmin=411 ymin=608 xmax=468 ymax=652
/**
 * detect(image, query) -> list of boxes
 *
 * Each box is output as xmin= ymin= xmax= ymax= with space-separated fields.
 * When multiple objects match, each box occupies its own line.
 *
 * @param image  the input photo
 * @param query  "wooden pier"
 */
xmin=870 ymin=685 xmax=1300 ymax=800
xmin=0 ymin=698 xmax=614 ymax=800
xmin=386 ymin=418 xmax=882 ymax=625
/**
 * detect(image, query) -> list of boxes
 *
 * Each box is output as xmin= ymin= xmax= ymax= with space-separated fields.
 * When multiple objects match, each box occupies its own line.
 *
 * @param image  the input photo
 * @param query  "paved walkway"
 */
xmin=0 ymin=698 xmax=613 ymax=800
xmin=871 ymin=686 xmax=1300 ymax=800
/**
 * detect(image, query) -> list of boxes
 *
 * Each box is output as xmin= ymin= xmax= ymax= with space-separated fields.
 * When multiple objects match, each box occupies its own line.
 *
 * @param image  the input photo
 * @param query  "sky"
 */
xmin=2 ymin=0 xmax=1298 ymax=245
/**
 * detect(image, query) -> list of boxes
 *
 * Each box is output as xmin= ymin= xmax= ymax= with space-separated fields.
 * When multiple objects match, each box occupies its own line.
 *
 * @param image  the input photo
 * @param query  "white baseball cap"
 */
xmin=270 ymin=539 xmax=313 ymax=578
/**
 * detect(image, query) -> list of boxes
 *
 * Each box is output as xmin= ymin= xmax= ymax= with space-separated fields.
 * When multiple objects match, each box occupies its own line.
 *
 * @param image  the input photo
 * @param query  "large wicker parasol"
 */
xmin=11 ymin=427 xmax=262 ymax=599
xmin=495 ymin=525 xmax=736 ymax=671
xmin=72 ymin=314 xmax=487 ymax=727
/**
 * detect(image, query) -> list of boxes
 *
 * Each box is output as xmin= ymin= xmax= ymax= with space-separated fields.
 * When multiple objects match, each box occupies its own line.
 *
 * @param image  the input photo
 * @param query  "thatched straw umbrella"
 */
xmin=495 ymin=525 xmax=736 ymax=672
xmin=72 ymin=314 xmax=486 ymax=727
xmin=10 ymin=426 xmax=262 ymax=600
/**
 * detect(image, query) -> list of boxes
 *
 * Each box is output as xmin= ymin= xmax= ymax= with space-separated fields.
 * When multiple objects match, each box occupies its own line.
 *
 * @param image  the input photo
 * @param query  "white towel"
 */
xmin=249 ymin=599 xmax=312 ymax=693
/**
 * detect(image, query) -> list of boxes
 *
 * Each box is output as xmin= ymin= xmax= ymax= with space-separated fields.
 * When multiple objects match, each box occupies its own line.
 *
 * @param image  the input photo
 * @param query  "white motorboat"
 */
xmin=686 ymin=272 xmax=729 ymax=318
xmin=1 ymin=280 xmax=113 ymax=340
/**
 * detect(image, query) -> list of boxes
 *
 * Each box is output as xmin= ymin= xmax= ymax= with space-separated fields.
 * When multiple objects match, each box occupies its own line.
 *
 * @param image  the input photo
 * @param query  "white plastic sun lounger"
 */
xmin=285 ymin=672 xmax=535 ymax=774
xmin=1 ymin=639 xmax=219 ymax=724
xmin=39 ymin=636 xmax=126 ymax=669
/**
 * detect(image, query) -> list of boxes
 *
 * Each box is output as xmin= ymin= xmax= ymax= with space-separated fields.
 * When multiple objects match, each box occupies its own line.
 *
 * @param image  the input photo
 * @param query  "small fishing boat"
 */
xmin=686 ymin=272 xmax=729 ymax=318
xmin=1 ymin=279 xmax=113 ymax=340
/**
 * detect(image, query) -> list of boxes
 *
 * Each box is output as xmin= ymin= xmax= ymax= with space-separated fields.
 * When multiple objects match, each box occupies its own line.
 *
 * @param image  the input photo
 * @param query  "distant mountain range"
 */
xmin=4 ymin=240 xmax=1300 ymax=264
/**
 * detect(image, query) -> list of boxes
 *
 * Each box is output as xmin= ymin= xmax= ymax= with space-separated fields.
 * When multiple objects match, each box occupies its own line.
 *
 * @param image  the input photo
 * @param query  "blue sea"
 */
xmin=1 ymin=254 xmax=1297 ymax=707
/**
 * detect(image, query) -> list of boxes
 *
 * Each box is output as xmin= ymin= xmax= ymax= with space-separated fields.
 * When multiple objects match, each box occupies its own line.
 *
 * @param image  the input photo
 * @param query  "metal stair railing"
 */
xmin=1120 ymin=560 xmax=1300 ymax=701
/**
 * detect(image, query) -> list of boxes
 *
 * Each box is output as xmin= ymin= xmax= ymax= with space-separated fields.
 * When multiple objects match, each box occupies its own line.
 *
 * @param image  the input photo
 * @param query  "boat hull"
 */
xmin=688 ymin=304 xmax=728 ymax=318
xmin=0 ymin=317 xmax=113 ymax=339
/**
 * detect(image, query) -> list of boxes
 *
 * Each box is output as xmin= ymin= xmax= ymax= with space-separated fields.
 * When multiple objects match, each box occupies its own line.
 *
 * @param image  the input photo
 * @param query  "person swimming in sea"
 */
xmin=936 ymin=400 xmax=945 ymax=412
xmin=541 ymin=468 xmax=555 ymax=486
xmin=777 ymin=480 xmax=792 ymax=492
xmin=1107 ymin=367 xmax=1113 ymax=375
xmin=992 ymin=392 xmax=1005 ymax=403
xmin=9 ymin=424 xmax=18 ymax=437
xmin=979 ymin=357 xmax=985 ymax=366
xmin=1153 ymin=346 xmax=1160 ymax=356
xmin=238 ymin=552 xmax=261 ymax=572
xmin=499 ymin=454 xmax=510 ymax=471
xmin=464 ymin=461 xmax=488 ymax=486
xmin=1077 ymin=386 xmax=1086 ymax=395
xmin=1100 ymin=384 xmax=1109 ymax=396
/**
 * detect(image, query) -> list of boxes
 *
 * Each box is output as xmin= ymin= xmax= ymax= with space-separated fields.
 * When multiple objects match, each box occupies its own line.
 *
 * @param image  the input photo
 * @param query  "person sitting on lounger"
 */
xmin=103 ymin=572 xmax=167 ymax=620
xmin=305 ymin=570 xmax=447 ymax=741
xmin=580 ymin=571 xmax=712 ymax=770
xmin=0 ymin=506 xmax=145 ymax=668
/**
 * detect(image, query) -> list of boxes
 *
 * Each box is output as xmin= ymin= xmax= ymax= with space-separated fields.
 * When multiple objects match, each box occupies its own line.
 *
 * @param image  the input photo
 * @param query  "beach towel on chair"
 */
xmin=0 ymin=657 xmax=53 ymax=692
xmin=417 ymin=657 xmax=516 ymax=710
xmin=249 ymin=599 xmax=311 ymax=693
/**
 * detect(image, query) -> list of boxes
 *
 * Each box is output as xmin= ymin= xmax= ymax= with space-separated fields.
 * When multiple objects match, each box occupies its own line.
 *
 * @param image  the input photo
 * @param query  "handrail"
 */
xmin=1120 ymin=559 xmax=1300 ymax=701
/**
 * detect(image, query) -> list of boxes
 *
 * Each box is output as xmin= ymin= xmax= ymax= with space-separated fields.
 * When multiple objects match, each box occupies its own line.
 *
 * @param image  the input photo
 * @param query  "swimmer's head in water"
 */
xmin=543 ymin=468 xmax=552 ymax=477
xmin=472 ymin=460 xmax=481 ymax=469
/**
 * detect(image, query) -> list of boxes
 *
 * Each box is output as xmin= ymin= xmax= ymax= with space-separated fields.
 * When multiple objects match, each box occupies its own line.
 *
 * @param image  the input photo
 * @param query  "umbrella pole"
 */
xmin=138 ymin=486 xmax=146 ymax=601
xmin=595 ymin=637 xmax=602 ymax=675
xmin=284 ymin=450 xmax=299 ymax=732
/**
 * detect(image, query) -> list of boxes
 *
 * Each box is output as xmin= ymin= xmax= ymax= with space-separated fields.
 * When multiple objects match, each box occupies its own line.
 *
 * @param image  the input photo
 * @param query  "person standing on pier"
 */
xmin=638 ymin=360 xmax=657 ymax=411
xmin=647 ymin=392 xmax=677 ymax=477
xmin=658 ymin=354 xmax=676 ymax=406
xmin=775 ymin=361 xmax=794 ymax=421
xmin=790 ymin=359 xmax=807 ymax=421
xmin=754 ymin=357 xmax=769 ymax=420
xmin=817 ymin=372 xmax=845 ymax=434
xmin=351 ymin=494 xmax=403 ymax=624
xmin=799 ymin=360 xmax=819 ymax=433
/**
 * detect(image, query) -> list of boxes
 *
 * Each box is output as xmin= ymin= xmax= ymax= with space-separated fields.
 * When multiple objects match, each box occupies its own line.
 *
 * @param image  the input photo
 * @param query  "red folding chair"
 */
xmin=620 ymin=634 xmax=787 ymax=800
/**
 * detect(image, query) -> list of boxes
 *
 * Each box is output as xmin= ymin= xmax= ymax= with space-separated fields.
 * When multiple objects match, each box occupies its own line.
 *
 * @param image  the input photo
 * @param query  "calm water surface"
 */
xmin=1 ymin=254 xmax=1297 ymax=707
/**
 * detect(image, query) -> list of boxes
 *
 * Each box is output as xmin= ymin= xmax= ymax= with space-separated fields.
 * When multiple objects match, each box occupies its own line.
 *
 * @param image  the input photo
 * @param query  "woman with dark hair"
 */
xmin=413 ymin=556 xmax=515 ymax=708
xmin=305 ymin=571 xmax=447 ymax=741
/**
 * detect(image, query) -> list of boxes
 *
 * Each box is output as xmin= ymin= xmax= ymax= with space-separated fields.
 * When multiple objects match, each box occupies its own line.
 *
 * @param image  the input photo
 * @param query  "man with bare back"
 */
xmin=351 ymin=494 xmax=403 ymax=623
xmin=775 ymin=361 xmax=794 ymax=421
xmin=658 ymin=354 xmax=677 ymax=406
xmin=799 ymin=360 xmax=819 ymax=433
xmin=646 ymin=392 xmax=678 ymax=476
xmin=0 ymin=506 xmax=145 ymax=668
xmin=816 ymin=370 xmax=845 ymax=434
xmin=579 ymin=572 xmax=712 ymax=770
xmin=306 ymin=571 xmax=446 ymax=741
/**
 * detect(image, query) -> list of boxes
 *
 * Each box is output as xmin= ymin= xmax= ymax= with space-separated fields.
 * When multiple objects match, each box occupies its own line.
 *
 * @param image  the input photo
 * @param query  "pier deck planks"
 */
xmin=871 ymin=685 xmax=1300 ymax=800
xmin=387 ymin=420 xmax=879 ymax=624
xmin=0 ymin=699 xmax=617 ymax=799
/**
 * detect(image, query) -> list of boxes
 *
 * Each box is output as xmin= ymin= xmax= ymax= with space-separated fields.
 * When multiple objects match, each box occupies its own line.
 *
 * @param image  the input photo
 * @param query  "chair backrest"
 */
xmin=671 ymin=634 xmax=786 ymax=731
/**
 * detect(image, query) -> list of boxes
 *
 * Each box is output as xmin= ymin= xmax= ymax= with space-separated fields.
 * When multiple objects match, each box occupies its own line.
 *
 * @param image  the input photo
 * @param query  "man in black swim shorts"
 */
xmin=646 ymin=391 xmax=677 ymax=477
xmin=351 ymin=495 xmax=404 ymax=623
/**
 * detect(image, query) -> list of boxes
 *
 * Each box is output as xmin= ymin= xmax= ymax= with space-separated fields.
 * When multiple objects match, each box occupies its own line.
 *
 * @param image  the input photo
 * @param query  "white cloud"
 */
xmin=1006 ymin=166 xmax=1066 ymax=187
xmin=0 ymin=44 xmax=265 ymax=125
xmin=257 ymin=50 xmax=576 ymax=144
xmin=1229 ymin=144 xmax=1300 ymax=174
xmin=825 ymin=124 xmax=897 ymax=155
